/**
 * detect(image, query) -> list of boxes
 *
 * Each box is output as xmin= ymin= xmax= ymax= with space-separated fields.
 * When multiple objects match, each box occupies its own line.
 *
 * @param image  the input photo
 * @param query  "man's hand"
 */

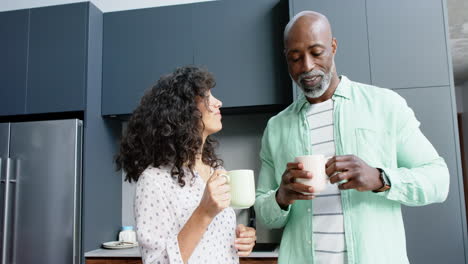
xmin=276 ymin=162 xmax=316 ymax=209
xmin=326 ymin=155 xmax=383 ymax=191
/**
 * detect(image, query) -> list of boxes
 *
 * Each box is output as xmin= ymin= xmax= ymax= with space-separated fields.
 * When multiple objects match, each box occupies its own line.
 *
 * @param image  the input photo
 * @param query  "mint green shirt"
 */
xmin=254 ymin=76 xmax=449 ymax=264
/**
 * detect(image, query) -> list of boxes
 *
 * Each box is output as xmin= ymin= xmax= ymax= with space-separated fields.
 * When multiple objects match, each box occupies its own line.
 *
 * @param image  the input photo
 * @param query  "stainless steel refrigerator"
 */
xmin=0 ymin=119 xmax=82 ymax=264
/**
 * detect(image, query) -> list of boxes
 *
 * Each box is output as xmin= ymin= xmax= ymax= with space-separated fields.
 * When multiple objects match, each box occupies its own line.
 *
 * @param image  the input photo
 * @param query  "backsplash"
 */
xmin=121 ymin=112 xmax=283 ymax=243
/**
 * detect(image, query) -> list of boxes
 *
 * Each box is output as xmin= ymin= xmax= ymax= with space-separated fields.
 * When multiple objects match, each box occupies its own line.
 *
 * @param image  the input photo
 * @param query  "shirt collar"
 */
xmin=294 ymin=75 xmax=352 ymax=113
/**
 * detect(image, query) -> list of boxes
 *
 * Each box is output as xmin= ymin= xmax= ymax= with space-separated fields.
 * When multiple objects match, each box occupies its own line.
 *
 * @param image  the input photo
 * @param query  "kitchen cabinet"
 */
xmin=192 ymin=0 xmax=291 ymax=109
xmin=395 ymin=86 xmax=466 ymax=264
xmin=289 ymin=0 xmax=371 ymax=84
xmin=289 ymin=0 xmax=451 ymax=90
xmin=0 ymin=10 xmax=29 ymax=116
xmin=26 ymin=3 xmax=88 ymax=113
xmin=86 ymin=257 xmax=277 ymax=264
xmin=102 ymin=0 xmax=291 ymax=116
xmin=0 ymin=3 xmax=89 ymax=116
xmin=367 ymin=0 xmax=450 ymax=89
xmin=102 ymin=4 xmax=193 ymax=115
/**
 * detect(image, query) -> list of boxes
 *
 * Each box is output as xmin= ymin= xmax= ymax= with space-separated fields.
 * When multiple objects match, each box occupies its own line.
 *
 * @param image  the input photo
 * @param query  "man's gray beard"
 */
xmin=295 ymin=69 xmax=333 ymax=98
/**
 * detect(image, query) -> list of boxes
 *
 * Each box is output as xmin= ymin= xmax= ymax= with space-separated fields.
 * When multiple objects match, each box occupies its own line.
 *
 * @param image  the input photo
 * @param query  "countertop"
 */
xmin=85 ymin=245 xmax=279 ymax=258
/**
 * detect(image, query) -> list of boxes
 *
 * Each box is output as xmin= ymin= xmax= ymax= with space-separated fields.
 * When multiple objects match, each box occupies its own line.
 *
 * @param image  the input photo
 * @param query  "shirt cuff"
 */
xmin=373 ymin=167 xmax=401 ymax=199
xmin=255 ymin=188 xmax=291 ymax=228
xmin=268 ymin=188 xmax=291 ymax=216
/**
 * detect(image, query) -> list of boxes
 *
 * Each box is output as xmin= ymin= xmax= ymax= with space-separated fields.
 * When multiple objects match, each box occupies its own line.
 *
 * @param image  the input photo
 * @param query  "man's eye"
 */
xmin=290 ymin=57 xmax=300 ymax=62
xmin=312 ymin=52 xmax=323 ymax=57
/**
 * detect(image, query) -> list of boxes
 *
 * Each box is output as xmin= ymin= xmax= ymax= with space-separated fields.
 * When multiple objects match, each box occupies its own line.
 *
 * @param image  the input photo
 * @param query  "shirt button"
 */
xmin=308 ymin=240 xmax=312 ymax=244
xmin=307 ymin=208 xmax=311 ymax=212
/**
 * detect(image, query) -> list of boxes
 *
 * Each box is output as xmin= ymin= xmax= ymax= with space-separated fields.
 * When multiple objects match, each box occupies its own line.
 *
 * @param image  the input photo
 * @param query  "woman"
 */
xmin=116 ymin=66 xmax=256 ymax=264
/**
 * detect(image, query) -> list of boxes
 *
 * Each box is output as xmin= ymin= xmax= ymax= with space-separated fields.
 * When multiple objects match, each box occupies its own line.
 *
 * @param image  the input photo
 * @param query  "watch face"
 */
xmin=381 ymin=171 xmax=390 ymax=186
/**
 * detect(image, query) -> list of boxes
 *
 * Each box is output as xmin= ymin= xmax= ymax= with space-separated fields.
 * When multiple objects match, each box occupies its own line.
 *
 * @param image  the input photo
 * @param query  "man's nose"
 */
xmin=302 ymin=54 xmax=315 ymax=73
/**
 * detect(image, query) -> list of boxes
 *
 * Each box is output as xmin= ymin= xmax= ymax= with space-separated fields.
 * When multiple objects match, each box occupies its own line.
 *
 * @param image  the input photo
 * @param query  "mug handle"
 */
xmin=220 ymin=174 xmax=230 ymax=184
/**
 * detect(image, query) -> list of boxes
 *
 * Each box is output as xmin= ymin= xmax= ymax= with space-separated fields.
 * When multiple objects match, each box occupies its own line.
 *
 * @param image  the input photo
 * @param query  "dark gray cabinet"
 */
xmin=289 ymin=0 xmax=371 ymax=84
xmin=0 ymin=3 xmax=89 ymax=117
xmin=102 ymin=0 xmax=291 ymax=115
xmin=367 ymin=0 xmax=450 ymax=89
xmin=396 ymin=86 xmax=465 ymax=264
xmin=102 ymin=4 xmax=194 ymax=115
xmin=0 ymin=10 xmax=29 ymax=116
xmin=192 ymin=0 xmax=291 ymax=108
xmin=26 ymin=3 xmax=88 ymax=114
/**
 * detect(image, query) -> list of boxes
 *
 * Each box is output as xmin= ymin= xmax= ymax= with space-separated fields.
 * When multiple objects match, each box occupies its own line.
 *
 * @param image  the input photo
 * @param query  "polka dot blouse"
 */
xmin=134 ymin=165 xmax=239 ymax=264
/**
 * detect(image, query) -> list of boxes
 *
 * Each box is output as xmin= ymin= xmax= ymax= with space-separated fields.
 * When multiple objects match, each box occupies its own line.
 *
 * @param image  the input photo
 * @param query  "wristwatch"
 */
xmin=372 ymin=168 xmax=391 ymax=193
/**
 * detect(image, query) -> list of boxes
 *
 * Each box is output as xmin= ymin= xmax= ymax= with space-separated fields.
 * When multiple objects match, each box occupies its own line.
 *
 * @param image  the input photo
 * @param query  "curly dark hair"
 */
xmin=116 ymin=65 xmax=223 ymax=186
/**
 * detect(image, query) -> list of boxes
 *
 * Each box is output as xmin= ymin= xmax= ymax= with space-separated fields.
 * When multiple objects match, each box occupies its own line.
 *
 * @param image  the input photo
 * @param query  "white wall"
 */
xmin=0 ymin=0 xmax=214 ymax=12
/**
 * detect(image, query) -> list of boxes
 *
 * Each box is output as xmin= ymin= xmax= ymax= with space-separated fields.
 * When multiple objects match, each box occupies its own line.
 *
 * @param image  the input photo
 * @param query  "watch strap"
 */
xmin=373 ymin=168 xmax=391 ymax=193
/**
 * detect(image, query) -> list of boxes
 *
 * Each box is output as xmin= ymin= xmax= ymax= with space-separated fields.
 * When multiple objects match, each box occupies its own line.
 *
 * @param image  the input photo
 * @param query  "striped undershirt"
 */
xmin=306 ymin=99 xmax=348 ymax=264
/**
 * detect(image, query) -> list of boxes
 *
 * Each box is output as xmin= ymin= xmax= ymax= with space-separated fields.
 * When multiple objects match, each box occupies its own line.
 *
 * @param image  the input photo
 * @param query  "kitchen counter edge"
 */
xmin=85 ymin=246 xmax=279 ymax=258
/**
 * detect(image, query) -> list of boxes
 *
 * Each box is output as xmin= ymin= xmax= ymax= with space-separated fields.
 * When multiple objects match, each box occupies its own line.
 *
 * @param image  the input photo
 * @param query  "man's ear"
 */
xmin=331 ymin=37 xmax=338 ymax=55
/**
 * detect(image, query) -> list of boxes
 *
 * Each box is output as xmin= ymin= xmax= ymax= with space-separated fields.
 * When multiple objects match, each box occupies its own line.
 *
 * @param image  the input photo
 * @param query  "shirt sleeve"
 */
xmin=254 ymin=124 xmax=291 ymax=229
xmin=135 ymin=172 xmax=184 ymax=264
xmin=376 ymin=96 xmax=450 ymax=206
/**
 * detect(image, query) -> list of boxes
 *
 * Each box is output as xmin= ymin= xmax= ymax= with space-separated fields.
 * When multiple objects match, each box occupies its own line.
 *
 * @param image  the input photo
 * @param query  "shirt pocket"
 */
xmin=355 ymin=127 xmax=394 ymax=168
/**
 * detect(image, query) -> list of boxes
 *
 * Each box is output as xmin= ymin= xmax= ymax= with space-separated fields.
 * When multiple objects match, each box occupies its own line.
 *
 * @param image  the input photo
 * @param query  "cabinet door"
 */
xmin=290 ymin=0 xmax=371 ymax=84
xmin=102 ymin=4 xmax=193 ymax=115
xmin=27 ymin=3 xmax=87 ymax=114
xmin=192 ymin=0 xmax=291 ymax=108
xmin=367 ymin=0 xmax=450 ymax=89
xmin=0 ymin=10 xmax=29 ymax=116
xmin=395 ymin=86 xmax=466 ymax=264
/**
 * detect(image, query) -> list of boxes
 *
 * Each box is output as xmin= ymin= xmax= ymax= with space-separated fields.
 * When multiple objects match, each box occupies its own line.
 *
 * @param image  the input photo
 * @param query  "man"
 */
xmin=254 ymin=11 xmax=449 ymax=264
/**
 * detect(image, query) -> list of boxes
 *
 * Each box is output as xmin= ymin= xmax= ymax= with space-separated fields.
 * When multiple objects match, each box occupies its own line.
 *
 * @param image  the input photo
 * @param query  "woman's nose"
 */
xmin=212 ymin=97 xmax=222 ymax=108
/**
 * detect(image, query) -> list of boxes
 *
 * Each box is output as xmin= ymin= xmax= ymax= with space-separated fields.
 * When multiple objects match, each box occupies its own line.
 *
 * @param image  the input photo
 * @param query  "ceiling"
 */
xmin=447 ymin=0 xmax=468 ymax=85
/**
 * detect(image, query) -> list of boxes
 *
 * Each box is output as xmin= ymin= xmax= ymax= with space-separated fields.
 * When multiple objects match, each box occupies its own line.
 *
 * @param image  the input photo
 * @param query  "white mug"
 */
xmin=294 ymin=154 xmax=328 ymax=194
xmin=221 ymin=170 xmax=256 ymax=209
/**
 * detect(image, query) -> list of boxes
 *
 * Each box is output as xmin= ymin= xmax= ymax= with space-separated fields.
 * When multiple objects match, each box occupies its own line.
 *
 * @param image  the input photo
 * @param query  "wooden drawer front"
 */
xmin=86 ymin=258 xmax=142 ymax=264
xmin=240 ymin=258 xmax=278 ymax=264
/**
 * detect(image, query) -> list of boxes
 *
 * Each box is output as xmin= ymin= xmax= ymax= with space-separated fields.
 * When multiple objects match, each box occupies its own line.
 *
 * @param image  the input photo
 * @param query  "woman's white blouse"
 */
xmin=134 ymin=165 xmax=239 ymax=264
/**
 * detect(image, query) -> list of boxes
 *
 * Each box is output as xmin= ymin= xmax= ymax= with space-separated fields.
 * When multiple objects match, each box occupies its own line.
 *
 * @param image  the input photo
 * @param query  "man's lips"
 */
xmin=301 ymin=75 xmax=322 ymax=86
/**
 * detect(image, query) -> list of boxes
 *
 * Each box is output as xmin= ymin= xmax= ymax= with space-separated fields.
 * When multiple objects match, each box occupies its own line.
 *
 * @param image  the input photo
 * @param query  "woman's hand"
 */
xmin=197 ymin=170 xmax=231 ymax=219
xmin=235 ymin=224 xmax=256 ymax=257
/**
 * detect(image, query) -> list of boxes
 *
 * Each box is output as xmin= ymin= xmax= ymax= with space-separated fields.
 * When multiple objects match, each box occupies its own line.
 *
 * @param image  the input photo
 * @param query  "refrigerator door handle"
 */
xmin=9 ymin=160 xmax=18 ymax=264
xmin=0 ymin=157 xmax=3 ymax=183
xmin=1 ymin=158 xmax=12 ymax=264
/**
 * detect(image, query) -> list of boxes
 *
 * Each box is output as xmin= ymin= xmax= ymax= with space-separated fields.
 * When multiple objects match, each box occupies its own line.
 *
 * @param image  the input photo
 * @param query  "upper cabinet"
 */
xmin=102 ymin=0 xmax=292 ymax=116
xmin=367 ymin=0 xmax=450 ymax=89
xmin=27 ymin=3 xmax=88 ymax=113
xmin=102 ymin=4 xmax=194 ymax=116
xmin=192 ymin=0 xmax=291 ymax=109
xmin=289 ymin=0 xmax=371 ymax=84
xmin=0 ymin=10 xmax=29 ymax=116
xmin=289 ymin=0 xmax=450 ymax=90
xmin=0 ymin=3 xmax=89 ymax=117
